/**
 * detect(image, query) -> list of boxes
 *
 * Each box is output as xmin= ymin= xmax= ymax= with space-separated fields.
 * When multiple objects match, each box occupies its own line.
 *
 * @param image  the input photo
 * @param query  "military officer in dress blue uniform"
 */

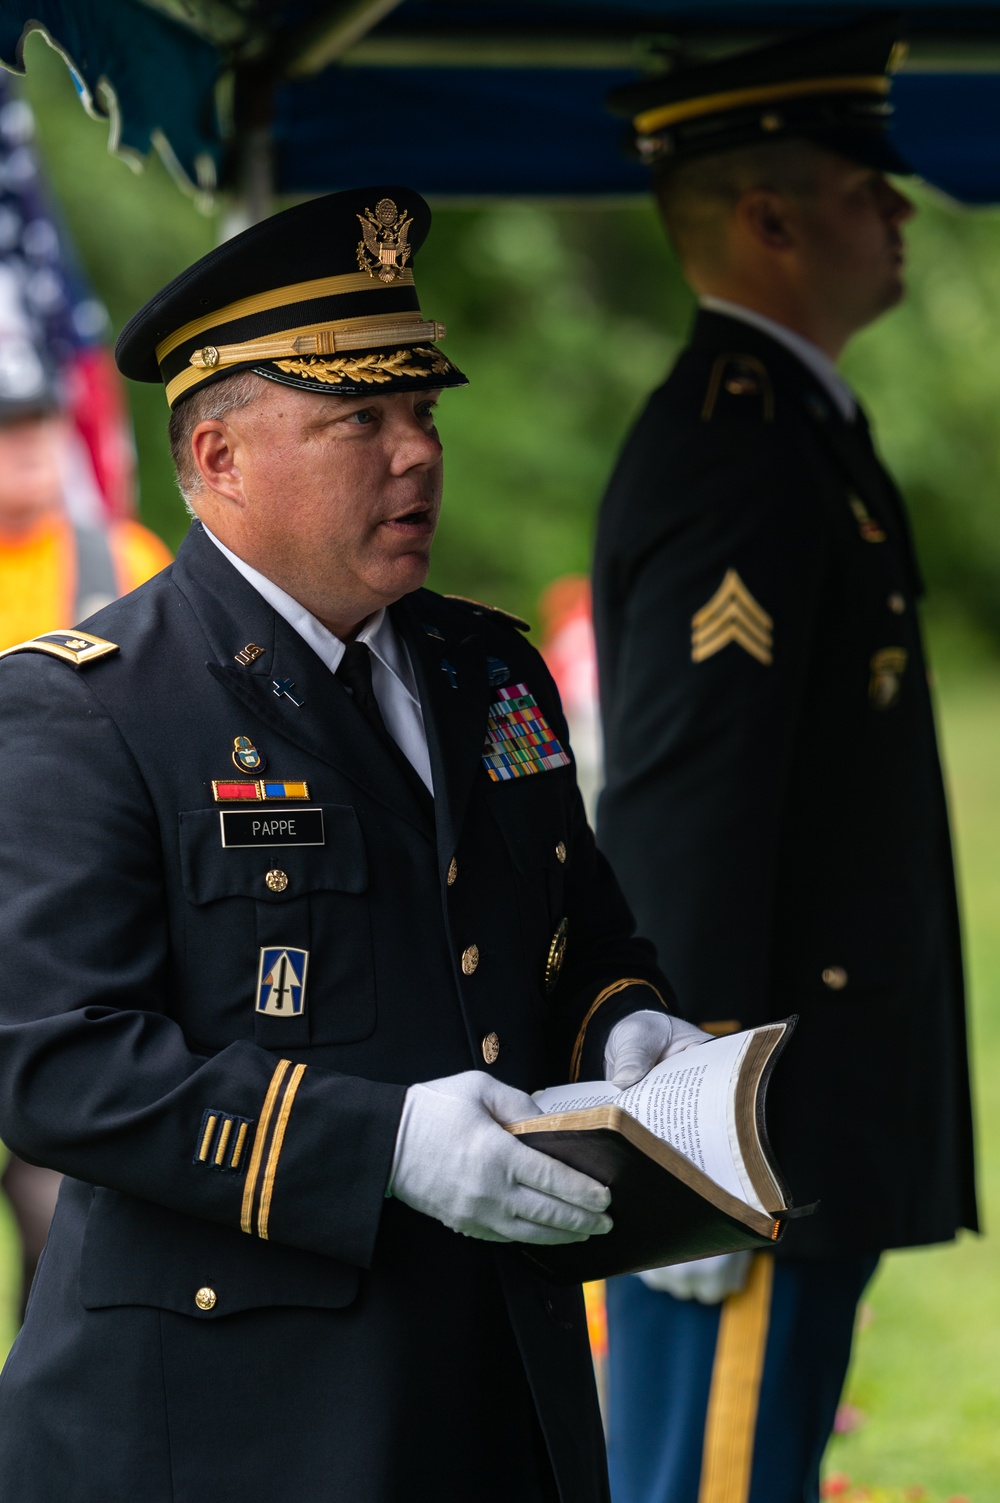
xmin=0 ymin=188 xmax=708 ymax=1502
xmin=594 ymin=20 xmax=977 ymax=1503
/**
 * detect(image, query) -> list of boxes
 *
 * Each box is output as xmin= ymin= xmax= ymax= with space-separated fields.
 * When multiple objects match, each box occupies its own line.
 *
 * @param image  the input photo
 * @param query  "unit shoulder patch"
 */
xmin=0 ymin=630 xmax=119 ymax=669
xmin=691 ymin=569 xmax=773 ymax=666
xmin=701 ymin=353 xmax=775 ymax=423
xmin=445 ymin=595 xmax=531 ymax=632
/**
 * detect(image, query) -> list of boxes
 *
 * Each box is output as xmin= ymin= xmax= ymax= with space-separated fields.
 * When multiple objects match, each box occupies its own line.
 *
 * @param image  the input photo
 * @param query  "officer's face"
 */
xmin=795 ymin=153 xmax=915 ymax=332
xmin=196 ymin=383 xmax=444 ymax=639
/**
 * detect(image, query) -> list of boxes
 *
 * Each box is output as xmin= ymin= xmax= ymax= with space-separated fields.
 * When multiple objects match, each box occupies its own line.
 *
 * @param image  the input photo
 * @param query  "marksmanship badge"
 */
xmin=357 ymin=199 xmax=413 ymax=282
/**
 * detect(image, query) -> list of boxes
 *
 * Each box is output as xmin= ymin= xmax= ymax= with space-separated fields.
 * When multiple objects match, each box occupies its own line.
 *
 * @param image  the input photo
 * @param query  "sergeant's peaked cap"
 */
xmin=116 ymin=186 xmax=467 ymax=409
xmin=607 ymin=16 xmax=911 ymax=175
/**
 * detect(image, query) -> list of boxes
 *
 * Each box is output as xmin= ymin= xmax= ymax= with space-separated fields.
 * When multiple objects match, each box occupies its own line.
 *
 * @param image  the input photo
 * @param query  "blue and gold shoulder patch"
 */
xmin=445 ymin=595 xmax=531 ymax=633
xmin=0 ymin=630 xmax=118 ymax=669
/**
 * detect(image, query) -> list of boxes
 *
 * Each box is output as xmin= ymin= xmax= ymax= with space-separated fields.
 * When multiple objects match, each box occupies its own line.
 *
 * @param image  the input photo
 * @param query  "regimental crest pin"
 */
xmin=849 ymin=494 xmax=887 ymax=544
xmin=232 ymin=735 xmax=265 ymax=773
xmin=691 ymin=569 xmax=773 ymax=666
xmin=256 ymin=947 xmax=309 ymax=1016
xmin=869 ymin=646 xmax=908 ymax=710
xmin=357 ymin=198 xmax=413 ymax=283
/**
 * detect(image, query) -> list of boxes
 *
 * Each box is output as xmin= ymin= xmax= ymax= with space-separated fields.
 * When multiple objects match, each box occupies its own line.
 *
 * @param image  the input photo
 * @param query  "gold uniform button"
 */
xmin=265 ymin=869 xmax=289 ymax=893
xmin=461 ymin=944 xmax=480 ymax=976
xmin=888 ymin=592 xmax=907 ymax=615
xmin=195 ymin=1286 xmax=217 ymax=1311
xmin=447 ymin=857 xmax=458 ymax=887
xmin=555 ymin=841 xmax=567 ymax=864
xmin=481 ymin=1032 xmax=500 ymax=1065
xmin=822 ymin=966 xmax=849 ymax=991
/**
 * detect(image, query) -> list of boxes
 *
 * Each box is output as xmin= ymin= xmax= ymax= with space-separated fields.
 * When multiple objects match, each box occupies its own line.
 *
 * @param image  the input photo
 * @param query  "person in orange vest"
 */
xmin=0 ymin=319 xmax=170 ymax=1318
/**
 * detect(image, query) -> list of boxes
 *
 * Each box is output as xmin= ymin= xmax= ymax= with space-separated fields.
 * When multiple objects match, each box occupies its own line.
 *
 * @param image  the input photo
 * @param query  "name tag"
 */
xmin=220 ymin=808 xmax=325 ymax=848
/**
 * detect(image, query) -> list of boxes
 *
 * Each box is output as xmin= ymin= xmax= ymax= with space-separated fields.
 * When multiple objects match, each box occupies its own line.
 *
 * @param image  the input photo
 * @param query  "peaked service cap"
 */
xmin=115 ymin=186 xmax=467 ymax=409
xmin=607 ymin=16 xmax=911 ymax=176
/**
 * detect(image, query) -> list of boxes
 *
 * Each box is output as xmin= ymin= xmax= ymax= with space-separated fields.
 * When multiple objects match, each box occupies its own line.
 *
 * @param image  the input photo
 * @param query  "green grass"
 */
xmin=0 ymin=625 xmax=998 ymax=1498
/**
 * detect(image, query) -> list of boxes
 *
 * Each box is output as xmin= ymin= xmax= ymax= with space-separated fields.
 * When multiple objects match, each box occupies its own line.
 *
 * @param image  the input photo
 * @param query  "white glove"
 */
xmin=638 ymin=1251 xmax=754 ymax=1304
xmin=604 ymin=1010 xmax=713 ymax=1089
xmin=388 ymin=1070 xmax=613 ymax=1245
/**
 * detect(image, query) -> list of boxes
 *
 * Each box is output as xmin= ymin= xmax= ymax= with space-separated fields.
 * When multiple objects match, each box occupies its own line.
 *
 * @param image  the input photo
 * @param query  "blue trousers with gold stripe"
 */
xmin=606 ymin=1252 xmax=879 ymax=1503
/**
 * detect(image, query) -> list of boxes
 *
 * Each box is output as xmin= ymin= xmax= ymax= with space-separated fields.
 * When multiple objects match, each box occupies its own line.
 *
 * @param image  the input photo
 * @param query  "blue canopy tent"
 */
xmin=1 ymin=1 xmax=1000 ymax=209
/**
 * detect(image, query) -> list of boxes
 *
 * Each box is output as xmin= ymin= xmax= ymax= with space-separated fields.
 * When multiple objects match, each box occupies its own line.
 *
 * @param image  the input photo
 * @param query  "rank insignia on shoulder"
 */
xmin=869 ymin=646 xmax=908 ymax=710
xmin=691 ymin=569 xmax=773 ymax=666
xmin=195 ymin=1108 xmax=255 ymax=1173
xmin=257 ymin=947 xmax=308 ymax=1016
xmin=0 ymin=629 xmax=119 ymax=669
xmin=482 ymin=683 xmax=571 ymax=782
xmin=445 ymin=595 xmax=530 ymax=632
xmin=232 ymin=735 xmax=265 ymax=773
xmin=849 ymin=494 xmax=887 ymax=543
xmin=702 ymin=354 xmax=774 ymax=423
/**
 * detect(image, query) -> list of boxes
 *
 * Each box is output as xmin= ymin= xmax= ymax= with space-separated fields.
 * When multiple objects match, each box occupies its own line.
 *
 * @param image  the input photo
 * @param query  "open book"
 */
xmin=508 ymin=1019 xmax=799 ymax=1284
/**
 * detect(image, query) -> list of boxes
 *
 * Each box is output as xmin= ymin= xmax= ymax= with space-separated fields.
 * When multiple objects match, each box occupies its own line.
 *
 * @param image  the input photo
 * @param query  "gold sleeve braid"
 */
xmin=240 ymin=1059 xmax=307 ymax=1238
xmin=569 ymin=979 xmax=670 ymax=1082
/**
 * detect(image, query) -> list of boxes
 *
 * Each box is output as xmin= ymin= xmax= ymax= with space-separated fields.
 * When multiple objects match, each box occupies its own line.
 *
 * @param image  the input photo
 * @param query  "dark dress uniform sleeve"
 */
xmin=598 ymin=413 xmax=830 ymax=1030
xmin=0 ymin=656 xmax=404 ymax=1268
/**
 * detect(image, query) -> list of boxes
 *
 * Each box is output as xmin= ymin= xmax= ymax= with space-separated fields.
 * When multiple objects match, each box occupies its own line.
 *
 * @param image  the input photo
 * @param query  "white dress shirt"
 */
xmin=699 ymin=295 xmax=857 ymax=422
xmin=204 ymin=526 xmax=434 ymax=793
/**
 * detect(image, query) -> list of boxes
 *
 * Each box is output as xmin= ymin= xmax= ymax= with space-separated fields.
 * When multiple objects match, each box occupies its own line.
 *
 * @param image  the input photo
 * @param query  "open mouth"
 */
xmin=383 ymin=505 xmax=435 ymax=535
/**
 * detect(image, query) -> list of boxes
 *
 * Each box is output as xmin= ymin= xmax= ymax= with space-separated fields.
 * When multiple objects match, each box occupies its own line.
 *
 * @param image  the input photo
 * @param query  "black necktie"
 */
xmin=335 ymin=641 xmax=434 ymax=815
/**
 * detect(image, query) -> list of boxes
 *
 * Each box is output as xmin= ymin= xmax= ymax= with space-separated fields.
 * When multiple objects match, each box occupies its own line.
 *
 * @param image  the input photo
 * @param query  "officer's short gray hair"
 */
xmin=168 ymin=369 xmax=271 ymax=514
xmin=653 ymin=138 xmax=825 ymax=273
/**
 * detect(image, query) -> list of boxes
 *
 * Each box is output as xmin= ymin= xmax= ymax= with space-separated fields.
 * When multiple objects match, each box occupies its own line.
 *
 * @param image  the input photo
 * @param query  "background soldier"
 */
xmin=594 ymin=21 xmax=977 ymax=1503
xmin=0 ymin=186 xmax=705 ymax=1502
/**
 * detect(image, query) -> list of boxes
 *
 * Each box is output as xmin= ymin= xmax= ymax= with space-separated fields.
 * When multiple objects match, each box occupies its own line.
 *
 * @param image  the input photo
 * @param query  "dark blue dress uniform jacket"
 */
xmin=594 ymin=310 xmax=977 ymax=1258
xmin=0 ymin=522 xmax=669 ymax=1502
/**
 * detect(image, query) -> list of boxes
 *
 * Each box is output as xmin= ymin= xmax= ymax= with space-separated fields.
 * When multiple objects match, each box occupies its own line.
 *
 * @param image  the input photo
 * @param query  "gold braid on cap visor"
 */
xmin=152 ymin=267 xmax=450 ymax=406
xmin=633 ymin=74 xmax=890 ymax=137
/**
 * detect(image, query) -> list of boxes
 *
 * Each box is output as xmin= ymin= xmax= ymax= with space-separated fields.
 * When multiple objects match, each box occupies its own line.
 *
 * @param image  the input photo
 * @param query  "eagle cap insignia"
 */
xmin=357 ymin=199 xmax=413 ymax=283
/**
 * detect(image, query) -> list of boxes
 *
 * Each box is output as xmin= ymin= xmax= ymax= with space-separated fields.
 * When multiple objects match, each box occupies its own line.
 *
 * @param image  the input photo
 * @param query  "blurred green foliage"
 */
xmin=21 ymin=30 xmax=1000 ymax=644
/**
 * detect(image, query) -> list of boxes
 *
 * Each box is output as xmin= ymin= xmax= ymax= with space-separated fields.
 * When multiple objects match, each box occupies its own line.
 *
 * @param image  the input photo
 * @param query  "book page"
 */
xmin=532 ymin=1031 xmax=763 ymax=1210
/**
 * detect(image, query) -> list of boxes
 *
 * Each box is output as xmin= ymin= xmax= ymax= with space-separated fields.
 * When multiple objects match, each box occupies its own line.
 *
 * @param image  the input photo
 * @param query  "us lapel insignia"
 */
xmin=849 ymin=494 xmax=887 ymax=543
xmin=691 ymin=569 xmax=773 ymax=666
xmin=545 ymin=918 xmax=569 ymax=994
xmin=356 ymin=198 xmax=413 ymax=283
xmin=482 ymin=683 xmax=571 ymax=782
xmin=422 ymin=622 xmax=445 ymax=642
xmin=869 ymin=647 xmax=908 ymax=710
xmin=232 ymin=735 xmax=265 ymax=773
xmin=256 ymin=947 xmax=309 ymax=1016
xmin=234 ymin=643 xmax=265 ymax=667
xmin=486 ymin=655 xmax=510 ymax=688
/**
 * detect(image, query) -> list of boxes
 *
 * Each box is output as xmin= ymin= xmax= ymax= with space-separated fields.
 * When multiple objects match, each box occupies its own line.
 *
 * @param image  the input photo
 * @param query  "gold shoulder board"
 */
xmin=445 ymin=595 xmax=530 ymax=632
xmin=0 ymin=630 xmax=119 ymax=669
xmin=702 ymin=353 xmax=774 ymax=423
